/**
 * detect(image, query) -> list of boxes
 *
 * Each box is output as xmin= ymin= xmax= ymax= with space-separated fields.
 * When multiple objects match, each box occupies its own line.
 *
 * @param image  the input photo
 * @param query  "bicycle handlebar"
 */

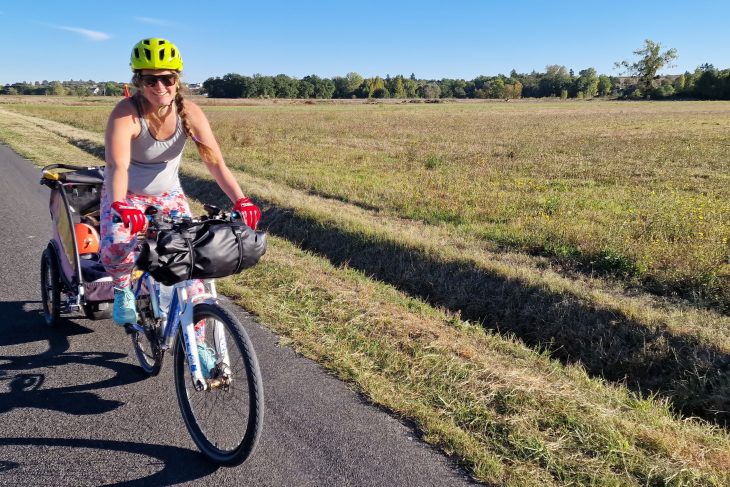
xmin=135 ymin=204 xmax=247 ymax=240
xmin=111 ymin=204 xmax=247 ymax=239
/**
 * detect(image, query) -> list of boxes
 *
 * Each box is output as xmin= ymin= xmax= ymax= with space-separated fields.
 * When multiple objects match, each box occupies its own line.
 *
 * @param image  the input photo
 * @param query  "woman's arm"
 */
xmin=185 ymin=101 xmax=245 ymax=203
xmin=104 ymin=100 xmax=139 ymax=202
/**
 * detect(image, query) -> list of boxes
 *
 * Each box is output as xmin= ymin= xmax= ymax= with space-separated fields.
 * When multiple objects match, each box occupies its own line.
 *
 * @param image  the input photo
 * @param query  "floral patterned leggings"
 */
xmin=100 ymin=188 xmax=205 ymax=292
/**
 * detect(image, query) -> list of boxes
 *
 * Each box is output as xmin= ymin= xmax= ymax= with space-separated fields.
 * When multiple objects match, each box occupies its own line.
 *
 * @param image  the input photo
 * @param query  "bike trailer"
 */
xmin=40 ymin=164 xmax=114 ymax=323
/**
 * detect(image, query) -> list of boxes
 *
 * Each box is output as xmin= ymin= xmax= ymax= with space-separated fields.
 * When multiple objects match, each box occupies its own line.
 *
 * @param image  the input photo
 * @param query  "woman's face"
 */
xmin=138 ymin=69 xmax=179 ymax=107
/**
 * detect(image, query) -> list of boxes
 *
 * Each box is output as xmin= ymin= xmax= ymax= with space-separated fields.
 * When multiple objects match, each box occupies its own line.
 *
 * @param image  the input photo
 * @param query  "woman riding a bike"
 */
xmin=101 ymin=37 xmax=260 ymax=326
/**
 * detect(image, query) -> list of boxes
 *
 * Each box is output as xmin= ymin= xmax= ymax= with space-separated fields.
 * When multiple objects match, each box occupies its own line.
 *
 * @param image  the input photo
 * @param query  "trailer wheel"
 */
xmin=40 ymin=246 xmax=62 ymax=327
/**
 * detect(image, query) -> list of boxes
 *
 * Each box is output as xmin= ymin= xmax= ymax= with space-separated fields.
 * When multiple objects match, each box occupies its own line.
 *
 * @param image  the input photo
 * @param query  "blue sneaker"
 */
xmin=197 ymin=343 xmax=217 ymax=378
xmin=112 ymin=287 xmax=138 ymax=326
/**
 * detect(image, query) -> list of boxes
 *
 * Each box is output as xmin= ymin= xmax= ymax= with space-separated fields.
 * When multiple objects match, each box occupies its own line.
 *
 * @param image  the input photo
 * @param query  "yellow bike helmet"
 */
xmin=130 ymin=38 xmax=183 ymax=71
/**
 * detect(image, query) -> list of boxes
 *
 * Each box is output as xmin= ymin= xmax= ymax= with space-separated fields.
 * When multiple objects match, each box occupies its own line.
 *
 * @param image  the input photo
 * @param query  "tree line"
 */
xmin=5 ymin=67 xmax=727 ymax=100
xmin=3 ymin=41 xmax=729 ymax=100
xmin=197 ymin=65 xmax=730 ymax=100
xmin=199 ymin=41 xmax=724 ymax=100
xmin=0 ymin=79 xmax=124 ymax=97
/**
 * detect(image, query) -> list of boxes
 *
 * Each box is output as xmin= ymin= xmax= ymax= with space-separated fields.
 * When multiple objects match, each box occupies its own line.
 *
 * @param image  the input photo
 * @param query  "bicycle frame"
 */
xmin=130 ymin=273 xmax=231 ymax=391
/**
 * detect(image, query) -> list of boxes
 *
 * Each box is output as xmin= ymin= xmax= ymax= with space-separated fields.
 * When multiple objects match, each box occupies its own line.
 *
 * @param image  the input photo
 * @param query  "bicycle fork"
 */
xmin=176 ymin=282 xmax=232 ymax=392
xmin=177 ymin=287 xmax=206 ymax=391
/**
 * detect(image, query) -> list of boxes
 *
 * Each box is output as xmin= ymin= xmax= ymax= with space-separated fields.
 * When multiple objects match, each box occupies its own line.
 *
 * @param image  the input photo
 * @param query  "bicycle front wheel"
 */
xmin=174 ymin=303 xmax=263 ymax=466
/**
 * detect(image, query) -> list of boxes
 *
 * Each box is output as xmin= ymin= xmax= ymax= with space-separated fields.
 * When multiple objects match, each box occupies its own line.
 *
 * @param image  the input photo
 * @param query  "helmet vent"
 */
xmin=134 ymin=48 xmax=139 ymax=59
xmin=159 ymin=39 xmax=166 ymax=44
xmin=159 ymin=49 xmax=164 ymax=61
xmin=171 ymin=48 xmax=176 ymax=57
xmin=144 ymin=48 xmax=151 ymax=61
xmin=143 ymin=39 xmax=150 ymax=45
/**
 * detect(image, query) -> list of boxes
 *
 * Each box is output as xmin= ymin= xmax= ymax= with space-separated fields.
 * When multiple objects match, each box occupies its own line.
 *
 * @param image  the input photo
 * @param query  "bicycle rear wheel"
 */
xmin=174 ymin=303 xmax=263 ymax=466
xmin=130 ymin=296 xmax=163 ymax=376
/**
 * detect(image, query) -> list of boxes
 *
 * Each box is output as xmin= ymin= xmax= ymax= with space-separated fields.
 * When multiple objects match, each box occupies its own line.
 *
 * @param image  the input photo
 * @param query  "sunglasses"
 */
xmin=140 ymin=74 xmax=178 ymax=87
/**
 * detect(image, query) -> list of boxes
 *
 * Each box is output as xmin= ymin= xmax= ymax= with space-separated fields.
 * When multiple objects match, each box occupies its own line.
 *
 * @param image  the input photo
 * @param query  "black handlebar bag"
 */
xmin=137 ymin=220 xmax=267 ymax=286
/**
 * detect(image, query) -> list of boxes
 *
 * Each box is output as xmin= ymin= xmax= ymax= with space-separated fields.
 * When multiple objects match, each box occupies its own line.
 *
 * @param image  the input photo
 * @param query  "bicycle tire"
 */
xmin=174 ymin=303 xmax=263 ymax=466
xmin=130 ymin=296 xmax=164 ymax=376
xmin=131 ymin=328 xmax=164 ymax=376
xmin=40 ymin=246 xmax=62 ymax=327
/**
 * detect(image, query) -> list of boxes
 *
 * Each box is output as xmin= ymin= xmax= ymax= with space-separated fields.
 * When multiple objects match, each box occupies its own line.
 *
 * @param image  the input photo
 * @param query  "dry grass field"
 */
xmin=5 ymin=96 xmax=729 ymax=310
xmin=2 ymin=97 xmax=730 ymax=486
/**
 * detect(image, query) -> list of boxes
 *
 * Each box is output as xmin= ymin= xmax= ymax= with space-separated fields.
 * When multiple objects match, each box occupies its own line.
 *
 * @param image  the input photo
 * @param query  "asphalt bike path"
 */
xmin=0 ymin=144 xmax=475 ymax=487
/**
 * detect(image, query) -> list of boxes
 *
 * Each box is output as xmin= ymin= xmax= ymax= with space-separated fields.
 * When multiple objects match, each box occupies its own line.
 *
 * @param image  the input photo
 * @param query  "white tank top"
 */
xmin=120 ymin=99 xmax=188 ymax=196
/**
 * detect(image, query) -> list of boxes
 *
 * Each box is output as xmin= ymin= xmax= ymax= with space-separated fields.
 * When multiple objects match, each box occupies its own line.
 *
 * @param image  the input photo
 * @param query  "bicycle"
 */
xmin=125 ymin=205 xmax=264 ymax=466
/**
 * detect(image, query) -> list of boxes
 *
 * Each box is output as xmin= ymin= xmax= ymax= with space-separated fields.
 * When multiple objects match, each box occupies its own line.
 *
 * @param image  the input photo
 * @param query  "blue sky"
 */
xmin=1 ymin=1 xmax=727 ymax=85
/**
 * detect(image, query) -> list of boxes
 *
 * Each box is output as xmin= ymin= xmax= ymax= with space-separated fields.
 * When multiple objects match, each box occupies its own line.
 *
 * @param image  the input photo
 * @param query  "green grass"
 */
xmin=218 ymin=236 xmax=730 ymax=486
xmin=4 ymin=97 xmax=729 ymax=311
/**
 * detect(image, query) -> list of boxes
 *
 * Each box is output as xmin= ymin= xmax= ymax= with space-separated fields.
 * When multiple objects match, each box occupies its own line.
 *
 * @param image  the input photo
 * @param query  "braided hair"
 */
xmin=174 ymin=90 xmax=218 ymax=164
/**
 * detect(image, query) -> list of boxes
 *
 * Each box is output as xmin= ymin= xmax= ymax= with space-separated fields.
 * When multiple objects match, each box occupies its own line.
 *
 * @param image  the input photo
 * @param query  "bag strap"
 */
xmin=181 ymin=228 xmax=196 ymax=281
xmin=232 ymin=225 xmax=245 ymax=273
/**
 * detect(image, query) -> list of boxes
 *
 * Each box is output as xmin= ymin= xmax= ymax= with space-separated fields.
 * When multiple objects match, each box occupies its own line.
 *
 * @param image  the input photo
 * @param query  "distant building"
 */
xmin=186 ymin=83 xmax=202 ymax=94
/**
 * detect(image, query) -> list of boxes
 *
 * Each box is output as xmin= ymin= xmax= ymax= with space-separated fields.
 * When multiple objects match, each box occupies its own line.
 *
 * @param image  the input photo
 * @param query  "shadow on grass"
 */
xmin=180 ymin=174 xmax=730 ymax=426
xmin=64 ymin=138 xmax=730 ymax=425
xmin=68 ymin=138 xmax=105 ymax=160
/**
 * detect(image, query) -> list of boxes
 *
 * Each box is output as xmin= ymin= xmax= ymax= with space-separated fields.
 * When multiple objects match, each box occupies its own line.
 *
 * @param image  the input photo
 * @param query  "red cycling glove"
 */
xmin=233 ymin=197 xmax=261 ymax=229
xmin=111 ymin=201 xmax=146 ymax=234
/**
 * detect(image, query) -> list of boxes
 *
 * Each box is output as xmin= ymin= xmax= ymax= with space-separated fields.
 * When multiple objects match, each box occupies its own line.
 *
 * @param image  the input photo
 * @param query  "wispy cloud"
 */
xmin=134 ymin=16 xmax=182 ymax=28
xmin=56 ymin=25 xmax=111 ymax=41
